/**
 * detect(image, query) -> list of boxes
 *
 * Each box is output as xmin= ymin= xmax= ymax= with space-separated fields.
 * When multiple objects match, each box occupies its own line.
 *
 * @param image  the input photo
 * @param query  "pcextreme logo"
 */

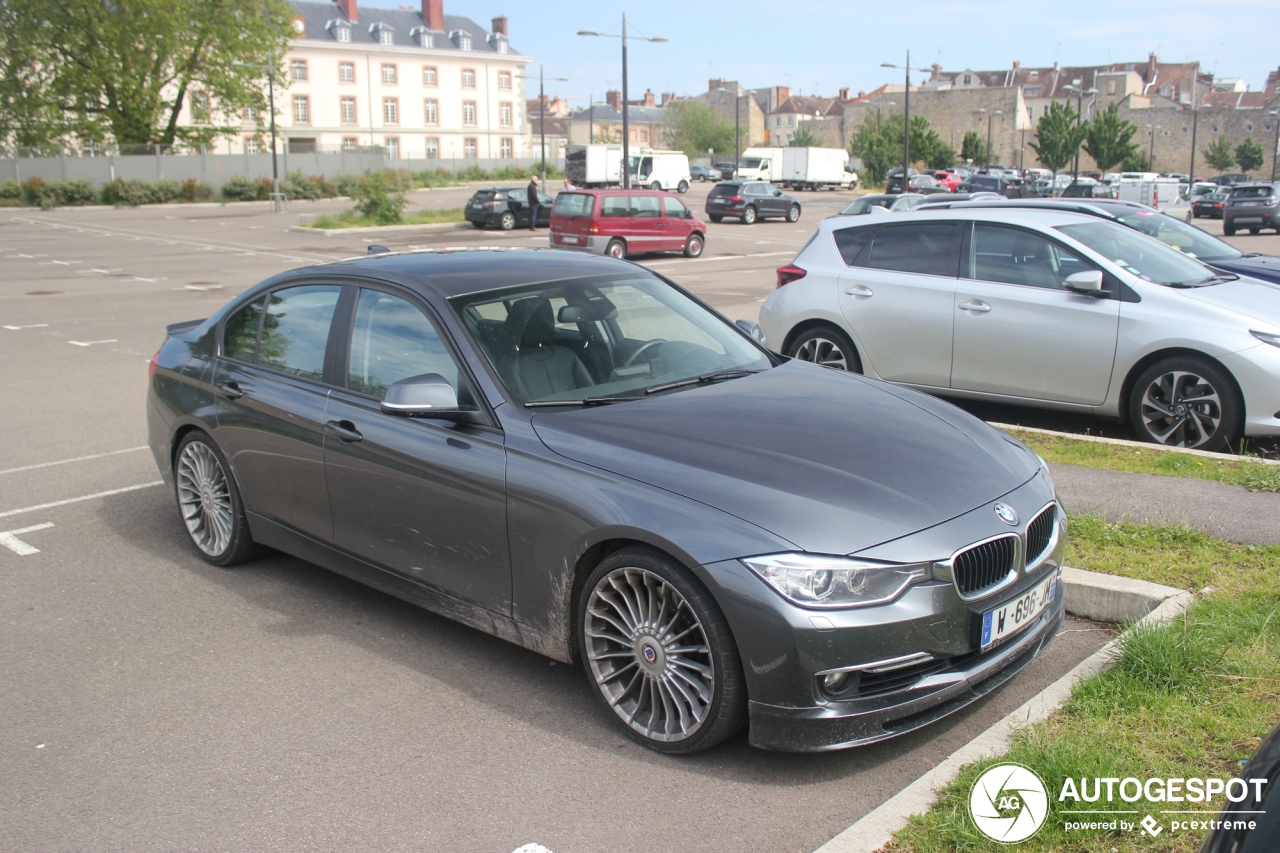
xmin=969 ymin=764 xmax=1050 ymax=843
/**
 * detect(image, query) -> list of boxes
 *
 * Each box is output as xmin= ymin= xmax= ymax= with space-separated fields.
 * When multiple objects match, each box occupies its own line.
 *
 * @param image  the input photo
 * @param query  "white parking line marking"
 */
xmin=645 ymin=250 xmax=793 ymax=268
xmin=0 ymin=446 xmax=149 ymax=476
xmin=0 ymin=481 xmax=164 ymax=519
xmin=3 ymin=324 xmax=49 ymax=330
xmin=0 ymin=523 xmax=55 ymax=556
xmin=175 ymin=284 xmax=223 ymax=292
xmin=68 ymin=339 xmax=118 ymax=347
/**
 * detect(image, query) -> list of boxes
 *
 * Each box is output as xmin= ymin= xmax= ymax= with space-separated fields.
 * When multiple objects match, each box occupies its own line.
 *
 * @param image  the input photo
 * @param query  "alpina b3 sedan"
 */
xmin=148 ymin=249 xmax=1065 ymax=753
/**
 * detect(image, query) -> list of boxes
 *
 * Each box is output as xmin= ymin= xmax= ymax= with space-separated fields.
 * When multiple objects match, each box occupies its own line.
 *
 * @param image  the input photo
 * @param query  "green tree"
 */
xmin=1029 ymin=100 xmax=1088 ymax=174
xmin=1121 ymin=151 xmax=1153 ymax=172
xmin=1083 ymin=103 xmax=1139 ymax=175
xmin=789 ymin=125 xmax=822 ymax=147
xmin=924 ymin=135 xmax=956 ymax=169
xmin=0 ymin=0 xmax=292 ymax=147
xmin=849 ymin=123 xmax=894 ymax=185
xmin=960 ymin=130 xmax=987 ymax=164
xmin=1202 ymin=136 xmax=1237 ymax=173
xmin=1234 ymin=137 xmax=1265 ymax=174
xmin=661 ymin=101 xmax=739 ymax=158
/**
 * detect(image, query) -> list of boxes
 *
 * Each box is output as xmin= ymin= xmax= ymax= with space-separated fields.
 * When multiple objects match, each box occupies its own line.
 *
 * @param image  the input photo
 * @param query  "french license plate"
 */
xmin=980 ymin=573 xmax=1057 ymax=649
xmin=558 ymin=234 xmax=582 ymax=245
xmin=710 ymin=199 xmax=724 ymax=205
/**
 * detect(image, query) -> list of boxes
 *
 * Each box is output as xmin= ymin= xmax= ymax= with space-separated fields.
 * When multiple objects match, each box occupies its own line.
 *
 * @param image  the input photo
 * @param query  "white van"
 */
xmin=734 ymin=147 xmax=786 ymax=183
xmin=628 ymin=150 xmax=693 ymax=193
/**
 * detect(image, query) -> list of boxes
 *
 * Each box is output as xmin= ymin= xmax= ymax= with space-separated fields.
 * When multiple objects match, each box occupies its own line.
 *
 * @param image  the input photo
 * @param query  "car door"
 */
xmin=663 ymin=195 xmax=694 ymax=250
xmin=322 ymin=286 xmax=511 ymax=611
xmin=951 ymin=222 xmax=1120 ymax=404
xmin=537 ymin=191 xmax=553 ymax=226
xmin=835 ymin=221 xmax=962 ymax=387
xmin=628 ymin=194 xmax=664 ymax=253
xmin=506 ymin=190 xmax=528 ymax=225
xmin=212 ymin=283 xmax=342 ymax=541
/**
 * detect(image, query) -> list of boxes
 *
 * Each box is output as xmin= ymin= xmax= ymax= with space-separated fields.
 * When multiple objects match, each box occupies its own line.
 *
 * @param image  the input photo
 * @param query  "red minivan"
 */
xmin=550 ymin=189 xmax=707 ymax=259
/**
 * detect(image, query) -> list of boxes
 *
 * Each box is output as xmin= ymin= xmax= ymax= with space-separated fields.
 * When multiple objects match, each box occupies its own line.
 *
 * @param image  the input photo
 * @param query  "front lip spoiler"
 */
xmin=745 ymin=594 xmax=1065 ymax=752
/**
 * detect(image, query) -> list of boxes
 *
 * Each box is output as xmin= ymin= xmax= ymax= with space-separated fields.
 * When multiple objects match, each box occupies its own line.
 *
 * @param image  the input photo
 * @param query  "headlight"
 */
xmin=741 ymin=553 xmax=931 ymax=609
xmin=1251 ymin=329 xmax=1280 ymax=349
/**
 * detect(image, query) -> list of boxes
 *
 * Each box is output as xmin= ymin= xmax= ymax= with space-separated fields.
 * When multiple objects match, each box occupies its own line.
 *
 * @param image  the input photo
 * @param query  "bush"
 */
xmin=350 ymin=170 xmax=408 ymax=224
xmin=308 ymin=174 xmax=339 ymax=198
xmin=20 ymin=177 xmax=49 ymax=206
xmin=54 ymin=178 xmax=96 ymax=206
xmin=281 ymin=170 xmax=321 ymax=200
xmin=333 ymin=173 xmax=361 ymax=197
xmin=414 ymin=168 xmax=456 ymax=187
xmin=220 ymin=174 xmax=263 ymax=201
xmin=149 ymin=179 xmax=181 ymax=203
xmin=180 ymin=178 xmax=214 ymax=202
xmin=100 ymin=178 xmax=154 ymax=206
xmin=456 ymin=163 xmax=489 ymax=181
xmin=0 ymin=179 xmax=20 ymax=200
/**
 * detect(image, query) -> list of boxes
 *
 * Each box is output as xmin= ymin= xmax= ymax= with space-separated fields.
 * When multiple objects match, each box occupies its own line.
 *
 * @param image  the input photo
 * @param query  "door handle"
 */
xmin=844 ymin=285 xmax=874 ymax=297
xmin=325 ymin=420 xmax=363 ymax=443
xmin=959 ymin=300 xmax=991 ymax=313
xmin=217 ymin=381 xmax=243 ymax=399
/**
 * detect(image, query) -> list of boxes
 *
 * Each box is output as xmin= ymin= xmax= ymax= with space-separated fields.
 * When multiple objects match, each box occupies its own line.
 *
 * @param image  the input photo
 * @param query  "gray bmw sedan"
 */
xmin=147 ymin=249 xmax=1065 ymax=754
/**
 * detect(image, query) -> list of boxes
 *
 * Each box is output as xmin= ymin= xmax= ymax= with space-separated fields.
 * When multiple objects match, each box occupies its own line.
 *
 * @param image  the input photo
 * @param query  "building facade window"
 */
xmin=462 ymin=69 xmax=476 ymax=88
xmin=339 ymin=62 xmax=355 ymax=83
xmin=378 ymin=29 xmax=393 ymax=46
xmin=500 ymin=137 xmax=513 ymax=158
xmin=335 ymin=24 xmax=351 ymax=43
xmin=292 ymin=95 xmax=309 ymax=124
xmin=1182 ymin=126 xmax=1189 ymax=134
xmin=340 ymin=96 xmax=357 ymax=125
xmin=385 ymin=136 xmax=399 ymax=158
xmin=417 ymin=31 xmax=433 ymax=48
xmin=244 ymin=106 xmax=259 ymax=122
xmin=190 ymin=92 xmax=209 ymax=123
xmin=457 ymin=35 xmax=472 ymax=51
xmin=423 ymin=66 xmax=437 ymax=86
xmin=382 ymin=64 xmax=397 ymax=85
xmin=1211 ymin=124 xmax=1220 ymax=133
xmin=341 ymin=136 xmax=358 ymax=151
xmin=640 ymin=129 xmax=648 ymax=143
xmin=426 ymin=136 xmax=439 ymax=158
xmin=498 ymin=71 xmax=511 ymax=90
xmin=787 ymin=115 xmax=794 ymax=127
xmin=424 ymin=99 xmax=438 ymax=125
xmin=463 ymin=101 xmax=476 ymax=126
xmin=496 ymin=39 xmax=508 ymax=54
xmin=1159 ymin=84 xmax=1172 ymax=97
xmin=245 ymin=136 xmax=260 ymax=154
xmin=963 ymin=74 xmax=972 ymax=85
xmin=383 ymin=97 xmax=399 ymax=124
xmin=291 ymin=59 xmax=308 ymax=81
xmin=1246 ymin=121 xmax=1254 ymax=132
xmin=499 ymin=102 xmax=512 ymax=127
xmin=464 ymin=137 xmax=477 ymax=158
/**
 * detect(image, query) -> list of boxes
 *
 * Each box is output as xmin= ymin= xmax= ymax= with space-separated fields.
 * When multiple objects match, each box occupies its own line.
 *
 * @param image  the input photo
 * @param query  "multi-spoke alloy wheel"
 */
xmin=787 ymin=326 xmax=861 ymax=373
xmin=177 ymin=441 xmax=234 ymax=557
xmin=585 ymin=567 xmax=714 ymax=743
xmin=1129 ymin=357 xmax=1241 ymax=452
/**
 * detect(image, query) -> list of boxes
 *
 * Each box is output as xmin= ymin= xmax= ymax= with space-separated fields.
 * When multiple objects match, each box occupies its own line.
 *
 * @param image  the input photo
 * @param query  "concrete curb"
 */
xmin=813 ymin=568 xmax=1192 ymax=853
xmin=990 ymin=422 xmax=1280 ymax=467
xmin=288 ymin=221 xmax=470 ymax=236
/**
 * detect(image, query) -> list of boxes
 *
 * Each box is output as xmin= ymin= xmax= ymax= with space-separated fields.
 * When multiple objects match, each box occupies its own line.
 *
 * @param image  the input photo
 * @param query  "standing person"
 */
xmin=563 ymin=176 xmax=575 ymax=191
xmin=526 ymin=175 xmax=541 ymax=231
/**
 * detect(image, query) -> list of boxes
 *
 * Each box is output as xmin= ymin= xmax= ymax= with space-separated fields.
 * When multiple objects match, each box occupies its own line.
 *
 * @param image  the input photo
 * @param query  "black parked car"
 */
xmin=884 ymin=167 xmax=920 ymax=194
xmin=147 ymin=248 xmax=1064 ymax=754
xmin=705 ymin=181 xmax=802 ymax=224
xmin=957 ymin=174 xmax=1030 ymax=198
xmin=1224 ymin=184 xmax=1280 ymax=235
xmin=1060 ymin=182 xmax=1116 ymax=199
xmin=465 ymin=186 xmax=553 ymax=230
xmin=714 ymin=161 xmax=738 ymax=180
xmin=1192 ymin=191 xmax=1229 ymax=219
xmin=1200 ymin=717 xmax=1280 ymax=852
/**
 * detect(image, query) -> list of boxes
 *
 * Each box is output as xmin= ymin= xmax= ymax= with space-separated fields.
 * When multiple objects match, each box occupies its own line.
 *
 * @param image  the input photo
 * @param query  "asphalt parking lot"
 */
xmin=0 ymin=184 xmax=1248 ymax=851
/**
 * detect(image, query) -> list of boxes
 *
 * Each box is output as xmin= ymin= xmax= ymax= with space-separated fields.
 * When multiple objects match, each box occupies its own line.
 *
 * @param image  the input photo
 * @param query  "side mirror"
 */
xmin=735 ymin=319 xmax=767 ymax=346
xmin=774 ymin=190 xmax=783 ymax=196
xmin=1064 ymin=270 xmax=1105 ymax=294
xmin=381 ymin=373 xmax=459 ymax=416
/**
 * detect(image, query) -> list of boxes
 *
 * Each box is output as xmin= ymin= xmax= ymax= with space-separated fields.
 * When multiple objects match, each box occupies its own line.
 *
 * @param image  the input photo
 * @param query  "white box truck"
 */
xmin=781 ymin=147 xmax=857 ymax=190
xmin=629 ymin=149 xmax=693 ymax=193
xmin=565 ymin=144 xmax=624 ymax=187
xmin=734 ymin=147 xmax=786 ymax=183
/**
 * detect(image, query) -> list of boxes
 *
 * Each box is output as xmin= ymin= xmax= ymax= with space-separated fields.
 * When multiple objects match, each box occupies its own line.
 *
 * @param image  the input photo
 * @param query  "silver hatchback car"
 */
xmin=761 ymin=208 xmax=1280 ymax=450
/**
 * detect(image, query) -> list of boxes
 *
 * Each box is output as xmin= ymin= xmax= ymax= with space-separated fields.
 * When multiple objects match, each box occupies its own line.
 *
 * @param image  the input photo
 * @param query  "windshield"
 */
xmin=451 ymin=273 xmax=771 ymax=406
xmin=1112 ymin=210 xmax=1240 ymax=261
xmin=739 ymin=158 xmax=763 ymax=169
xmin=840 ymin=196 xmax=892 ymax=215
xmin=1056 ymin=221 xmax=1220 ymax=286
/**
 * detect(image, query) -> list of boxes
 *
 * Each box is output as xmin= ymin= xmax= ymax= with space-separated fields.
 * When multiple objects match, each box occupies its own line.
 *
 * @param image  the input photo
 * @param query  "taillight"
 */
xmin=1216 ymin=203 xmax=1223 ymax=208
xmin=727 ymin=195 xmax=743 ymax=203
xmin=149 ymin=348 xmax=161 ymax=381
xmin=589 ymin=223 xmax=600 ymax=234
xmin=776 ymin=264 xmax=807 ymax=288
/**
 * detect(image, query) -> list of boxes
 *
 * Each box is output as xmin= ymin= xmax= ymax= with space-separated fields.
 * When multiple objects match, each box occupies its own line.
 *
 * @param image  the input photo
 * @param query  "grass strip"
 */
xmin=887 ymin=517 xmax=1280 ymax=852
xmin=1007 ymin=428 xmax=1280 ymax=493
xmin=304 ymin=208 xmax=466 ymax=229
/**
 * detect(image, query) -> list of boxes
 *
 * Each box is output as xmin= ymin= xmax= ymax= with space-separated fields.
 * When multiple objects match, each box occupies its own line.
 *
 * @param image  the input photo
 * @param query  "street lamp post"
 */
xmin=517 ymin=65 xmax=568 ymax=184
xmin=1063 ymin=81 xmax=1097 ymax=183
xmin=1189 ymin=75 xmax=1200 ymax=182
xmin=715 ymin=86 xmax=742 ymax=172
xmin=578 ymin=17 xmax=666 ymax=188
xmin=233 ymin=57 xmax=282 ymax=212
xmin=1147 ymin=124 xmax=1161 ymax=171
xmin=881 ymin=53 xmax=930 ymax=187
xmin=977 ymin=108 xmax=1001 ymax=169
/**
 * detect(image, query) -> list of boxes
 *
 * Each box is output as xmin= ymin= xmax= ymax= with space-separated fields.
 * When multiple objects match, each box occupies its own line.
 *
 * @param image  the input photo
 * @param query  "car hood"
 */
xmin=1208 ymin=255 xmax=1280 ymax=286
xmin=530 ymin=361 xmax=1038 ymax=555
xmin=1180 ymin=275 xmax=1280 ymax=324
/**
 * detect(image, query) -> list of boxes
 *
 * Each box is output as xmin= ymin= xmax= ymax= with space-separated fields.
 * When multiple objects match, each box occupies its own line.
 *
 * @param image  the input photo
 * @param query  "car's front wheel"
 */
xmin=787 ymin=325 xmax=862 ymax=373
xmin=1224 ymin=223 xmax=1236 ymax=236
xmin=709 ymin=214 xmax=723 ymax=223
xmin=174 ymin=432 xmax=259 ymax=566
xmin=1128 ymin=356 xmax=1242 ymax=451
xmin=683 ymin=233 xmax=704 ymax=258
xmin=741 ymin=205 xmax=757 ymax=224
xmin=579 ymin=546 xmax=746 ymax=754
xmin=786 ymin=204 xmax=801 ymax=222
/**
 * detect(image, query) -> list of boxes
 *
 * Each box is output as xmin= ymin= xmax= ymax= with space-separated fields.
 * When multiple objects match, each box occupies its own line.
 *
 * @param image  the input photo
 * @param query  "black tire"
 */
xmin=1224 ymin=223 xmax=1236 ymax=236
xmin=499 ymin=211 xmax=516 ymax=231
xmin=650 ymin=181 xmax=662 ymax=192
xmin=741 ymin=205 xmax=757 ymax=225
xmin=786 ymin=204 xmax=801 ymax=223
xmin=1127 ymin=356 xmax=1242 ymax=452
xmin=698 ymin=175 xmax=707 ymax=182
xmin=786 ymin=325 xmax=862 ymax=373
xmin=709 ymin=214 xmax=723 ymax=223
xmin=677 ymin=180 xmax=689 ymax=193
xmin=172 ymin=431 xmax=260 ymax=567
xmin=578 ymin=545 xmax=747 ymax=754
xmin=1249 ymin=228 xmax=1261 ymax=235
xmin=605 ymin=238 xmax=626 ymax=259
xmin=471 ymin=221 xmax=486 ymax=228
xmin=683 ymin=233 xmax=704 ymax=258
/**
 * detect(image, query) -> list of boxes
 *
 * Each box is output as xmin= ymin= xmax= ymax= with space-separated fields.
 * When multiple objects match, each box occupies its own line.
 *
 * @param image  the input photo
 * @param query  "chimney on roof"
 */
xmin=1147 ymin=52 xmax=1158 ymax=81
xmin=643 ymin=89 xmax=655 ymax=107
xmin=1013 ymin=59 xmax=1021 ymax=69
xmin=339 ymin=0 xmax=358 ymax=23
xmin=777 ymin=86 xmax=790 ymax=102
xmin=491 ymin=15 xmax=507 ymax=36
xmin=605 ymin=90 xmax=622 ymax=111
xmin=661 ymin=92 xmax=675 ymax=106
xmin=708 ymin=77 xmax=725 ymax=93
xmin=929 ymin=63 xmax=942 ymax=81
xmin=423 ymin=0 xmax=443 ymax=31
xmin=838 ymin=87 xmax=850 ymax=101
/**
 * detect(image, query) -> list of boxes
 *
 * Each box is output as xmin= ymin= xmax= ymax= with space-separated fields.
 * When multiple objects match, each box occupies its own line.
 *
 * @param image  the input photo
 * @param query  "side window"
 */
xmin=347 ymin=289 xmax=460 ymax=399
xmin=631 ymin=195 xmax=661 ymax=218
xmin=833 ymin=226 xmax=877 ymax=266
xmin=257 ymin=285 xmax=342 ymax=381
xmin=971 ymin=224 xmax=1090 ymax=290
xmin=223 ymin=297 xmax=264 ymax=362
xmin=866 ymin=223 xmax=962 ymax=277
xmin=601 ymin=195 xmax=630 ymax=217
xmin=663 ymin=196 xmax=689 ymax=219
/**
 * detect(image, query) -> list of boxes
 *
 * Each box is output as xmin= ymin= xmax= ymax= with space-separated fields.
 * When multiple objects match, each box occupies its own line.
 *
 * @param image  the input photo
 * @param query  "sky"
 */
xmin=361 ymin=0 xmax=1275 ymax=107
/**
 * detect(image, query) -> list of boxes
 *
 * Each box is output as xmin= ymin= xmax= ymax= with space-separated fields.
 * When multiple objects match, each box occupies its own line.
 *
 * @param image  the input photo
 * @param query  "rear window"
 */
xmin=553 ymin=193 xmax=594 ymax=216
xmin=866 ymin=223 xmax=962 ymax=277
xmin=1231 ymin=187 xmax=1273 ymax=199
xmin=970 ymin=177 xmax=998 ymax=189
xmin=708 ymin=184 xmax=740 ymax=197
xmin=472 ymin=191 xmax=498 ymax=201
xmin=833 ymin=226 xmax=877 ymax=265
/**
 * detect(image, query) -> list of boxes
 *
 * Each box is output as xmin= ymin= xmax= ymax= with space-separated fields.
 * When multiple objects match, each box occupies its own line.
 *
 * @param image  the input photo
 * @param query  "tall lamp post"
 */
xmin=1188 ymin=75 xmax=1200 ymax=181
xmin=1146 ymin=124 xmax=1161 ymax=171
xmin=233 ymin=57 xmax=282 ymax=212
xmin=578 ymin=16 xmax=667 ymax=188
xmin=715 ymin=86 xmax=742 ymax=171
xmin=1269 ymin=109 xmax=1279 ymax=182
xmin=517 ymin=65 xmax=567 ymax=184
xmin=977 ymin=108 xmax=1001 ymax=169
xmin=1063 ymin=80 xmax=1097 ymax=183
xmin=880 ymin=52 xmax=930 ymax=186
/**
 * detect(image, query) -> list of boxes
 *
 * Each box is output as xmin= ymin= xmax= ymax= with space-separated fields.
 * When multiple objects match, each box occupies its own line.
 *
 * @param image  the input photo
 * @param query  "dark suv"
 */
xmin=957 ymin=174 xmax=1030 ymax=198
xmin=1224 ymin=184 xmax=1280 ymax=235
xmin=705 ymin=181 xmax=802 ymax=224
xmin=465 ymin=186 xmax=553 ymax=230
xmin=884 ymin=167 xmax=920 ymax=194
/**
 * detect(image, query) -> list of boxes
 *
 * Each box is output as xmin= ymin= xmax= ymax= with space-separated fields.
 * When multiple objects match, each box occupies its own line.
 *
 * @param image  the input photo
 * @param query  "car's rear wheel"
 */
xmin=606 ymin=238 xmax=626 ymax=259
xmin=741 ymin=206 xmax=757 ymax=224
xmin=787 ymin=325 xmax=861 ymax=373
xmin=677 ymin=180 xmax=689 ymax=193
xmin=698 ymin=175 xmax=707 ymax=182
xmin=709 ymin=215 xmax=723 ymax=223
xmin=1128 ymin=356 xmax=1242 ymax=451
xmin=1224 ymin=223 xmax=1236 ymax=236
xmin=579 ymin=546 xmax=746 ymax=754
xmin=471 ymin=221 xmax=486 ymax=228
xmin=174 ymin=432 xmax=259 ymax=566
xmin=786 ymin=204 xmax=801 ymax=222
xmin=500 ymin=211 xmax=516 ymax=231
xmin=1250 ymin=227 xmax=1261 ymax=235
xmin=683 ymin=233 xmax=704 ymax=258
xmin=650 ymin=181 xmax=662 ymax=192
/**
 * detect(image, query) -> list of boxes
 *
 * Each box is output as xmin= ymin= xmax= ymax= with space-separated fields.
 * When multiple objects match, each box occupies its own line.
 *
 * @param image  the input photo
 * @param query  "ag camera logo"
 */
xmin=970 ymin=763 xmax=1050 ymax=843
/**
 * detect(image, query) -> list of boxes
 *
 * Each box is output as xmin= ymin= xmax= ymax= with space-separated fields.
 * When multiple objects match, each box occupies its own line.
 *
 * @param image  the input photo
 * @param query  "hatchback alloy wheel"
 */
xmin=788 ymin=326 xmax=861 ymax=373
xmin=1130 ymin=358 xmax=1241 ymax=451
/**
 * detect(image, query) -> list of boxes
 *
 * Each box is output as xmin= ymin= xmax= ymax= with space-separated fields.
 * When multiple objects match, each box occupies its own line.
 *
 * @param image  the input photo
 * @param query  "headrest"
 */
xmin=506 ymin=297 xmax=556 ymax=347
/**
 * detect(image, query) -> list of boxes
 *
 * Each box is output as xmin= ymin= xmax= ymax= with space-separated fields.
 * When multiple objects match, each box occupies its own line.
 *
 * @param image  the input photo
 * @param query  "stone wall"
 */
xmin=1114 ymin=98 xmax=1280 ymax=177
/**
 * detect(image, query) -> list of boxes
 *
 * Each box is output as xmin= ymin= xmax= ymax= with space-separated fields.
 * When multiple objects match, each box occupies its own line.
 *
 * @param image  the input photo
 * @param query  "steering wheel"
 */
xmin=622 ymin=339 xmax=667 ymax=368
